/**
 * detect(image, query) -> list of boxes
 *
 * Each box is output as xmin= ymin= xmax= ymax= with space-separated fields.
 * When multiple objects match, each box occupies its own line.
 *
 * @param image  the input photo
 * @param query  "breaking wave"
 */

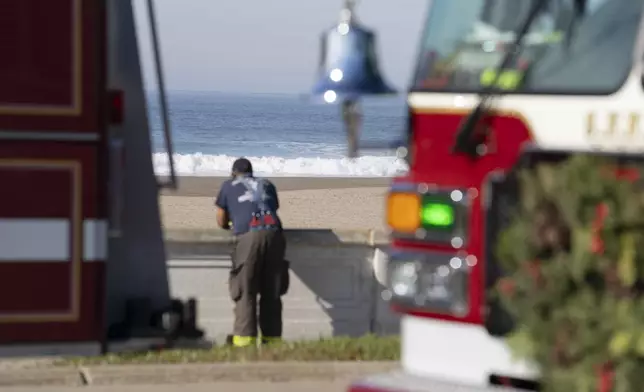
xmin=153 ymin=153 xmax=408 ymax=177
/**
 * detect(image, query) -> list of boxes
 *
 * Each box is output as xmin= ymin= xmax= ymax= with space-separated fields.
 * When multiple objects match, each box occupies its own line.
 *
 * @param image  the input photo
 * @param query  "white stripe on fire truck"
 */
xmin=0 ymin=219 xmax=107 ymax=262
xmin=83 ymin=219 xmax=107 ymax=262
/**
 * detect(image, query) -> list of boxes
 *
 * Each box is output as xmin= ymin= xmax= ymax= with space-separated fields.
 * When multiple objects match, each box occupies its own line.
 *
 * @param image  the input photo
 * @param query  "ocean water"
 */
xmin=147 ymin=91 xmax=409 ymax=177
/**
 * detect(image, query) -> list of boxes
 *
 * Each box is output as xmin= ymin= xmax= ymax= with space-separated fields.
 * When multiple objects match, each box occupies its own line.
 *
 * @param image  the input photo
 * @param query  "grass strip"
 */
xmin=58 ymin=335 xmax=400 ymax=366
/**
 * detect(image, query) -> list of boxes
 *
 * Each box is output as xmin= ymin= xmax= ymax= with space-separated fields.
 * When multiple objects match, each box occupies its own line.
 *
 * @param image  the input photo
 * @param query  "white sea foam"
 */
xmin=153 ymin=153 xmax=408 ymax=177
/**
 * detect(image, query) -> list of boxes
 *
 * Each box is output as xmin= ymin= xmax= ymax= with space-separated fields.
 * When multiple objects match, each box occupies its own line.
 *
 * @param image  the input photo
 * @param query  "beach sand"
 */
xmin=160 ymin=177 xmax=390 ymax=230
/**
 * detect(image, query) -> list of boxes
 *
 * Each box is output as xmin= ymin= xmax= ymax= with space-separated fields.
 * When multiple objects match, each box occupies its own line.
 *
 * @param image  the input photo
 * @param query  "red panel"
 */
xmin=392 ymin=110 xmax=534 ymax=325
xmin=0 ymin=141 xmax=98 ymax=218
xmin=0 ymin=0 xmax=73 ymax=106
xmin=0 ymin=142 xmax=104 ymax=343
xmin=0 ymin=0 xmax=106 ymax=133
xmin=0 ymin=264 xmax=70 ymax=312
xmin=0 ymin=169 xmax=72 ymax=218
xmin=408 ymin=112 xmax=533 ymax=187
xmin=0 ymin=158 xmax=77 ymax=320
xmin=0 ymin=263 xmax=105 ymax=343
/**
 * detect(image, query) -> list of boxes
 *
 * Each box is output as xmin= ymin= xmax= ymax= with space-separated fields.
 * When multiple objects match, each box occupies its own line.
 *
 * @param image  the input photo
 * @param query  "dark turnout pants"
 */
xmin=228 ymin=229 xmax=287 ymax=346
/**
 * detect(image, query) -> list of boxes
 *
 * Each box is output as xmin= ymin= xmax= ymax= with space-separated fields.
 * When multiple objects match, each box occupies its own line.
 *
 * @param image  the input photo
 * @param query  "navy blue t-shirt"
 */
xmin=215 ymin=175 xmax=282 ymax=235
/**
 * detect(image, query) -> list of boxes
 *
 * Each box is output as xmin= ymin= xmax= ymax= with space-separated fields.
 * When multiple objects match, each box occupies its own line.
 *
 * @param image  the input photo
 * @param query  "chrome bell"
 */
xmin=311 ymin=0 xmax=396 ymax=103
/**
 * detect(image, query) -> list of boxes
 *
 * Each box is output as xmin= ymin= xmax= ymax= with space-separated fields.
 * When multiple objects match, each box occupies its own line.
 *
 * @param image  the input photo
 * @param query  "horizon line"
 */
xmin=146 ymin=89 xmax=300 ymax=95
xmin=144 ymin=89 xmax=407 ymax=99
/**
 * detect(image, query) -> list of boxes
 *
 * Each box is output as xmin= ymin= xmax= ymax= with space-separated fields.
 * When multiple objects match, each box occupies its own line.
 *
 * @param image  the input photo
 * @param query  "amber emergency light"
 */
xmin=387 ymin=193 xmax=421 ymax=233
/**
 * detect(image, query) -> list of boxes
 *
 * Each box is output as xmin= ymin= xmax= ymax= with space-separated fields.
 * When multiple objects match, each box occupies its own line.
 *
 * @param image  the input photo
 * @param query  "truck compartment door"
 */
xmin=0 ymin=0 xmax=106 ymax=344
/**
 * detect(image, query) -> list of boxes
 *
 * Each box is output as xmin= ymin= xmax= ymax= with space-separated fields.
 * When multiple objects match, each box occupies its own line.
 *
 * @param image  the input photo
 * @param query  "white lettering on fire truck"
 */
xmin=586 ymin=112 xmax=643 ymax=141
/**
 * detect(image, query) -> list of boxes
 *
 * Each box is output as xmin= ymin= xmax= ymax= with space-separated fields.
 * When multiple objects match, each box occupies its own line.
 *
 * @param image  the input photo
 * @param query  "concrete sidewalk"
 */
xmin=2 ymin=381 xmax=354 ymax=392
xmin=0 ymin=361 xmax=399 ymax=387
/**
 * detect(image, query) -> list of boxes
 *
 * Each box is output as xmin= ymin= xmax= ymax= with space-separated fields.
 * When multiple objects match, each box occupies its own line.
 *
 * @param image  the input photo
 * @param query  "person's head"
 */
xmin=231 ymin=157 xmax=253 ymax=177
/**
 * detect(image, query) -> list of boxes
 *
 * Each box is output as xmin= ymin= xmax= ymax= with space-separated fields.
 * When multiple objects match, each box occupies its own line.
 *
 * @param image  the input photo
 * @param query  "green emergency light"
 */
xmin=420 ymin=196 xmax=456 ymax=231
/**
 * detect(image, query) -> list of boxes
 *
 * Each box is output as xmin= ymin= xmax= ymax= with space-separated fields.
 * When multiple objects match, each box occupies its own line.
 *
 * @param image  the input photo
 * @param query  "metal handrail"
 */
xmin=147 ymin=0 xmax=178 ymax=190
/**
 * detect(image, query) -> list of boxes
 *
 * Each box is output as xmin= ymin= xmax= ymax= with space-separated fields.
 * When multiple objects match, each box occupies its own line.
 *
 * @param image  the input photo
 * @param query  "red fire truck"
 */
xmin=3 ymin=1 xmax=644 ymax=390
xmin=0 ymin=0 xmax=183 ymax=355
xmin=348 ymin=0 xmax=644 ymax=391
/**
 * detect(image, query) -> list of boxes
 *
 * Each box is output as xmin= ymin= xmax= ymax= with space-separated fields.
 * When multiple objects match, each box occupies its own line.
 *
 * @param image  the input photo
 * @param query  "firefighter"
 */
xmin=215 ymin=158 xmax=287 ymax=347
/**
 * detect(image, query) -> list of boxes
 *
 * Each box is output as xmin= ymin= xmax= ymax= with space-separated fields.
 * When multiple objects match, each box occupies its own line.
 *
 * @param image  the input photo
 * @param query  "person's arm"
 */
xmin=215 ymin=185 xmax=231 ymax=230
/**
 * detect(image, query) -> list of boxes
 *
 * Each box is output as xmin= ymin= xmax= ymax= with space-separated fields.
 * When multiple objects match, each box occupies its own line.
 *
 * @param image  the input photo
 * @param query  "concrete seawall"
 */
xmin=165 ymin=229 xmax=399 ymax=342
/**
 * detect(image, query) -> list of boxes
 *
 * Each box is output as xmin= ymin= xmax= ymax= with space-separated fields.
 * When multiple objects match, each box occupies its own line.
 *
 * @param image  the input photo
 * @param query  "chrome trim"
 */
xmin=389 ymin=181 xmax=430 ymax=193
xmin=385 ymin=249 xmax=471 ymax=317
xmin=147 ymin=0 xmax=178 ymax=190
xmin=0 ymin=131 xmax=100 ymax=142
xmin=388 ymin=249 xmax=473 ymax=271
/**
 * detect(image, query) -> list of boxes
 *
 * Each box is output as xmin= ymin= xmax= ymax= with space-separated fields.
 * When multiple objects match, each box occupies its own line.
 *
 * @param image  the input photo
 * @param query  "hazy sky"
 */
xmin=133 ymin=0 xmax=429 ymax=93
